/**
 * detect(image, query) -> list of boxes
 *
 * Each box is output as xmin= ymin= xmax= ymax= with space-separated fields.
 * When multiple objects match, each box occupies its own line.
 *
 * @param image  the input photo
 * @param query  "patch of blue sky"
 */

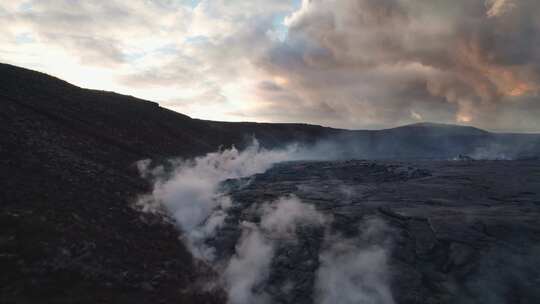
xmin=123 ymin=51 xmax=147 ymax=62
xmin=292 ymin=0 xmax=302 ymax=8
xmin=178 ymin=0 xmax=200 ymax=8
xmin=19 ymin=1 xmax=33 ymax=12
xmin=15 ymin=33 xmax=34 ymax=44
xmin=150 ymin=0 xmax=199 ymax=10
xmin=270 ymin=0 xmax=302 ymax=42
xmin=155 ymin=43 xmax=180 ymax=54
xmin=184 ymin=35 xmax=209 ymax=44
xmin=271 ymin=15 xmax=289 ymax=42
xmin=0 ymin=1 xmax=31 ymax=16
xmin=123 ymin=43 xmax=180 ymax=62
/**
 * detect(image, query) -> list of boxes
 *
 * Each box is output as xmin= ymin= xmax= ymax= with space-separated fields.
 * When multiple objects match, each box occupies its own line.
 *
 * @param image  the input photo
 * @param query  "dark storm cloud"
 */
xmin=253 ymin=0 xmax=540 ymax=131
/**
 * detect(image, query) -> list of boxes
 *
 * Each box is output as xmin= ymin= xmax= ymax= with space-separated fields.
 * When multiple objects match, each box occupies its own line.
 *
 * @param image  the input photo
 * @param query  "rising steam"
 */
xmin=136 ymin=139 xmax=300 ymax=260
xmin=315 ymin=218 xmax=395 ymax=304
xmin=136 ymin=140 xmax=395 ymax=303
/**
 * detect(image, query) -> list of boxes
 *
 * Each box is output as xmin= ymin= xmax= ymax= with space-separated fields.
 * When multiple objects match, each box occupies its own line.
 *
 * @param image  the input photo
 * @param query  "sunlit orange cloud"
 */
xmin=507 ymin=82 xmax=532 ymax=97
xmin=455 ymin=98 xmax=475 ymax=123
xmin=457 ymin=113 xmax=472 ymax=123
xmin=272 ymin=75 xmax=289 ymax=86
xmin=457 ymin=41 xmax=538 ymax=98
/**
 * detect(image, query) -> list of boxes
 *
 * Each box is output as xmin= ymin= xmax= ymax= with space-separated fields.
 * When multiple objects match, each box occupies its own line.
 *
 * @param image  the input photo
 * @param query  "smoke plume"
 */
xmin=223 ymin=196 xmax=328 ymax=303
xmin=224 ymin=222 xmax=274 ymax=304
xmin=136 ymin=139 xmax=301 ymax=260
xmin=137 ymin=141 xmax=397 ymax=303
xmin=315 ymin=218 xmax=395 ymax=304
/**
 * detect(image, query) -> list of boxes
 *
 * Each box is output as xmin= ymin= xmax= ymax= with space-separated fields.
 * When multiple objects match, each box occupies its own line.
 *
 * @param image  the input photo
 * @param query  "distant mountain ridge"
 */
xmin=2 ymin=62 xmax=539 ymax=163
xmin=385 ymin=122 xmax=489 ymax=135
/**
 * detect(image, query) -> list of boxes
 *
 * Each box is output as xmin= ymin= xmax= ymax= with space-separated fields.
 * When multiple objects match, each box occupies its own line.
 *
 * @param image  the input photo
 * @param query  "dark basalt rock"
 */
xmin=210 ymin=160 xmax=540 ymax=304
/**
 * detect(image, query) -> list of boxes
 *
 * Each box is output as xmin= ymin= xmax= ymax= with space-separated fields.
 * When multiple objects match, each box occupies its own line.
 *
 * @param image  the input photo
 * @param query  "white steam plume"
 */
xmin=137 ymin=140 xmax=396 ymax=304
xmin=315 ymin=218 xmax=395 ymax=304
xmin=136 ymin=140 xmax=331 ymax=303
xmin=225 ymin=221 xmax=274 ymax=304
xmin=224 ymin=195 xmax=327 ymax=304
xmin=137 ymin=139 xmax=302 ymax=260
xmin=260 ymin=195 xmax=326 ymax=238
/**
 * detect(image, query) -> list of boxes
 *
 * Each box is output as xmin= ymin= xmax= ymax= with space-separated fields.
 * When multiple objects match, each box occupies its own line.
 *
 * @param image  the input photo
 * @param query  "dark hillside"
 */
xmin=0 ymin=63 xmax=338 ymax=303
xmin=0 ymin=64 xmax=224 ymax=303
xmin=0 ymin=64 xmax=338 ymax=165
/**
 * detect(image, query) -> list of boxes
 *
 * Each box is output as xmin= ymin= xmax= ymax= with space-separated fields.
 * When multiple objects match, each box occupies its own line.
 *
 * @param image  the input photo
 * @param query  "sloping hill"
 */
xmin=0 ymin=63 xmax=346 ymax=304
xmin=0 ymin=63 xmax=340 ymax=165
xmin=0 ymin=65 xmax=227 ymax=303
xmin=330 ymin=122 xmax=540 ymax=160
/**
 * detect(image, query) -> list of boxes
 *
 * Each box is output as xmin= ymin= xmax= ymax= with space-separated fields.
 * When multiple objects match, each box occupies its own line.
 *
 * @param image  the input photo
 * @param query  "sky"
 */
xmin=1 ymin=0 xmax=540 ymax=132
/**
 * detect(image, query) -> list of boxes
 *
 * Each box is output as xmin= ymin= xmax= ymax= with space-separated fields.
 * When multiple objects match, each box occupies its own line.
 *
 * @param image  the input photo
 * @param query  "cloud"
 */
xmin=486 ymin=0 xmax=517 ymax=17
xmin=255 ymin=0 xmax=540 ymax=131
xmin=1 ymin=0 xmax=540 ymax=131
xmin=5 ymin=1 xmax=190 ymax=64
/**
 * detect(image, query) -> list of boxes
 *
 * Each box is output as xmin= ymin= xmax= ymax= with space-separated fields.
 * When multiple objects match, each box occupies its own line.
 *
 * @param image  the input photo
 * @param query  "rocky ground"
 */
xmin=209 ymin=159 xmax=540 ymax=304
